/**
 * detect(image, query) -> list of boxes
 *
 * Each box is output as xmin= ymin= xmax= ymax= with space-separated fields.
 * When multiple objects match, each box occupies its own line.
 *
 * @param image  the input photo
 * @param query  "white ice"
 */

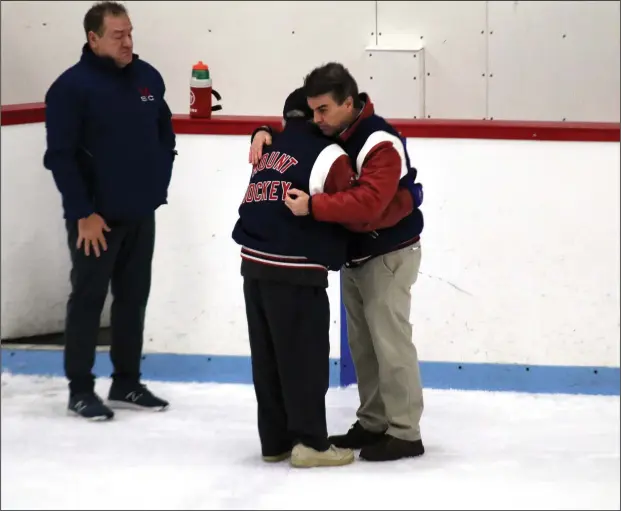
xmin=1 ymin=373 xmax=619 ymax=511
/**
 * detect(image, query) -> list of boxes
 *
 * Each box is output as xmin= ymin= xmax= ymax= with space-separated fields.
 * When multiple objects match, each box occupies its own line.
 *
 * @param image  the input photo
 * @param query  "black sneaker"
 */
xmin=328 ymin=421 xmax=386 ymax=449
xmin=360 ymin=434 xmax=425 ymax=461
xmin=68 ymin=393 xmax=114 ymax=421
xmin=107 ymin=382 xmax=169 ymax=412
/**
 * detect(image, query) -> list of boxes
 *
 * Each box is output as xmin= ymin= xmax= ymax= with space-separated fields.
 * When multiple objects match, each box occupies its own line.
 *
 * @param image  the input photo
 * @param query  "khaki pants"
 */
xmin=341 ymin=242 xmax=423 ymax=441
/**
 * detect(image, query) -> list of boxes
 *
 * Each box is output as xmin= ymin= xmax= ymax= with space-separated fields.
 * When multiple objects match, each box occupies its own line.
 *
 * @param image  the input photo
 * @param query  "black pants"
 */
xmin=243 ymin=278 xmax=331 ymax=455
xmin=63 ymin=214 xmax=155 ymax=396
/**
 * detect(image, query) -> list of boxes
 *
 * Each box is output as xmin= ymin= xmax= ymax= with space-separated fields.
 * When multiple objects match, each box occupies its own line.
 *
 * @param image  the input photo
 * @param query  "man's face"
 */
xmin=307 ymin=93 xmax=355 ymax=137
xmin=89 ymin=14 xmax=134 ymax=67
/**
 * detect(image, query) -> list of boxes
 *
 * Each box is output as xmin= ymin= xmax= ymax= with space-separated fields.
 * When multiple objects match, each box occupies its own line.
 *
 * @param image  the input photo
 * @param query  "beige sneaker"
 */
xmin=290 ymin=443 xmax=355 ymax=468
xmin=262 ymin=451 xmax=291 ymax=463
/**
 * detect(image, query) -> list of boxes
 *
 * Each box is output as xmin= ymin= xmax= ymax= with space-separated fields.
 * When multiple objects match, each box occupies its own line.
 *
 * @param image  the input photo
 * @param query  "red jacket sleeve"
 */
xmin=321 ymin=153 xmax=356 ymax=194
xmin=310 ymin=139 xmax=413 ymax=232
xmin=342 ymin=188 xmax=413 ymax=232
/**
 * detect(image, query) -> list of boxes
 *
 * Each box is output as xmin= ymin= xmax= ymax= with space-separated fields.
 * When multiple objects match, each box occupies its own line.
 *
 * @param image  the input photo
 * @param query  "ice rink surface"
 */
xmin=1 ymin=373 xmax=619 ymax=510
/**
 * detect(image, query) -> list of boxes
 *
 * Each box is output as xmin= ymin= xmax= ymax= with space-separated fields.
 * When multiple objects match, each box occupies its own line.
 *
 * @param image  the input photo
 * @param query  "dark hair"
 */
xmin=303 ymin=62 xmax=362 ymax=108
xmin=83 ymin=1 xmax=128 ymax=39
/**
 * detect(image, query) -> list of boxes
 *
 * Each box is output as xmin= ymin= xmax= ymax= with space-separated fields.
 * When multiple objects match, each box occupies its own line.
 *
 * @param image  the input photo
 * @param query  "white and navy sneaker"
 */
xmin=107 ymin=383 xmax=169 ymax=412
xmin=68 ymin=393 xmax=114 ymax=421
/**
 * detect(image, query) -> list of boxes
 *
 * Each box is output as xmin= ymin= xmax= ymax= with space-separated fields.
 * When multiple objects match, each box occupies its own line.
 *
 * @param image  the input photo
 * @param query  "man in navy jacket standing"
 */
xmin=43 ymin=1 xmax=175 ymax=420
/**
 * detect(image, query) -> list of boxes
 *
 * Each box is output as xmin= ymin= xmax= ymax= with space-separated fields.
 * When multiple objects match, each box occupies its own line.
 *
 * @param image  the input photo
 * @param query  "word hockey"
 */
xmin=243 ymin=151 xmax=299 ymax=203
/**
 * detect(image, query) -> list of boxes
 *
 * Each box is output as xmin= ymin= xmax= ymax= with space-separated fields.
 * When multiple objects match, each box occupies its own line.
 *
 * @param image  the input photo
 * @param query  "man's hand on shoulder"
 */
xmin=249 ymin=129 xmax=272 ymax=165
xmin=77 ymin=213 xmax=111 ymax=257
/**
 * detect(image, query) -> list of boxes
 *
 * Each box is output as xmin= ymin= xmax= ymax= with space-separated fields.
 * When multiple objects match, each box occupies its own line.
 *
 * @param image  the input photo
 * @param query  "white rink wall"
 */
xmin=1 ymin=1 xmax=619 ymax=122
xmin=1 ymin=123 xmax=619 ymax=368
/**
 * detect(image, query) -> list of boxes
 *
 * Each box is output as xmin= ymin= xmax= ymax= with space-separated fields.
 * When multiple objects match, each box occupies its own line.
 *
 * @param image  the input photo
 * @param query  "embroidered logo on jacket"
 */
xmin=139 ymin=87 xmax=154 ymax=102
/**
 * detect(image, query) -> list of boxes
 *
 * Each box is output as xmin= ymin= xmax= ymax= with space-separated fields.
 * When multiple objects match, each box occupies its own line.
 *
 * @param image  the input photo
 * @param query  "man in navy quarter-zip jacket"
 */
xmin=43 ymin=1 xmax=175 ymax=420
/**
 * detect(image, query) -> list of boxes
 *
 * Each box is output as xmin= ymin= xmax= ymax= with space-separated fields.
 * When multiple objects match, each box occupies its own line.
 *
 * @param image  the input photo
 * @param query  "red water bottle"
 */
xmin=190 ymin=61 xmax=213 ymax=118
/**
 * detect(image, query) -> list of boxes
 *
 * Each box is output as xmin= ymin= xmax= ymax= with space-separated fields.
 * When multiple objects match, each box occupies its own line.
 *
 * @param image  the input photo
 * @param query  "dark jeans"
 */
xmin=243 ymin=277 xmax=331 ymax=455
xmin=63 ymin=214 xmax=155 ymax=396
